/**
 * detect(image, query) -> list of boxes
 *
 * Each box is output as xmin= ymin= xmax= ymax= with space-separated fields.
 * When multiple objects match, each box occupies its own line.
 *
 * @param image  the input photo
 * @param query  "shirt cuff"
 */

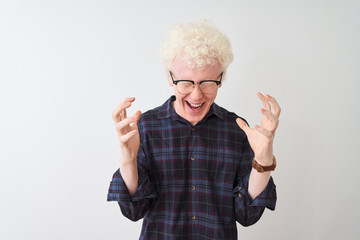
xmin=233 ymin=174 xmax=277 ymax=211
xmin=107 ymin=169 xmax=157 ymax=202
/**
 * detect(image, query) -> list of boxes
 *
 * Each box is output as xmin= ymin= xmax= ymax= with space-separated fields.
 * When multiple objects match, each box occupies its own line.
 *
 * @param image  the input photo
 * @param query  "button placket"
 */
xmin=189 ymin=125 xmax=199 ymax=225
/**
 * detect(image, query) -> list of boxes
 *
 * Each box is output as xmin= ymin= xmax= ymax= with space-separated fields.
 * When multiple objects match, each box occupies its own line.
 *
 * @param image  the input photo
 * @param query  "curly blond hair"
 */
xmin=159 ymin=20 xmax=234 ymax=71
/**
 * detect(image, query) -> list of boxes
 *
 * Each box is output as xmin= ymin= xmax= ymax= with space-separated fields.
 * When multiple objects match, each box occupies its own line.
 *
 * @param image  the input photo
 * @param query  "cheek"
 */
xmin=173 ymin=91 xmax=186 ymax=105
xmin=206 ymin=92 xmax=218 ymax=103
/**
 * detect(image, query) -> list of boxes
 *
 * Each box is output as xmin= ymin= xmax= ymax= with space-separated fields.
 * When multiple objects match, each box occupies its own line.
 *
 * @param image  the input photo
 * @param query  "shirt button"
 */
xmin=192 ymin=186 xmax=195 ymax=191
xmin=239 ymin=186 xmax=242 ymax=190
xmin=191 ymin=157 xmax=195 ymax=161
xmin=238 ymin=193 xmax=242 ymax=198
xmin=192 ymin=128 xmax=195 ymax=131
xmin=192 ymin=216 xmax=196 ymax=220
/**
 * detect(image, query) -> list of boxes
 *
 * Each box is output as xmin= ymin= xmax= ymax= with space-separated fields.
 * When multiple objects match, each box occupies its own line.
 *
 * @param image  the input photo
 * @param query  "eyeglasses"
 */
xmin=169 ymin=71 xmax=223 ymax=95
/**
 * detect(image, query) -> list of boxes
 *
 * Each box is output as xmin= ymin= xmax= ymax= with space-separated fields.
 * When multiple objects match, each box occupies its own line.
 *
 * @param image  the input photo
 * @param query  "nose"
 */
xmin=190 ymin=83 xmax=203 ymax=100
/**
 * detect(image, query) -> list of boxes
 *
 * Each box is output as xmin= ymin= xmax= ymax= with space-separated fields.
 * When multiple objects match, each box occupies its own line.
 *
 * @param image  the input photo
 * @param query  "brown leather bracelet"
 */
xmin=252 ymin=156 xmax=276 ymax=172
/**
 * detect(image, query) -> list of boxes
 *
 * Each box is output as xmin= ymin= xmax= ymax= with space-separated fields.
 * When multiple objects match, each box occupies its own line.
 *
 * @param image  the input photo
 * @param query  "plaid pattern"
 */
xmin=108 ymin=96 xmax=276 ymax=240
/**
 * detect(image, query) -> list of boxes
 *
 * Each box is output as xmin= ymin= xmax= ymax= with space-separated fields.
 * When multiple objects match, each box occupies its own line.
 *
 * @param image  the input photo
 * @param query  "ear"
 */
xmin=166 ymin=68 xmax=174 ymax=86
xmin=218 ymin=71 xmax=225 ymax=88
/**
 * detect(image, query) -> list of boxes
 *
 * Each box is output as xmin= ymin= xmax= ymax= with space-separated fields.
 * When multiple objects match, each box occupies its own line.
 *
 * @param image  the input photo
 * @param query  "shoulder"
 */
xmin=213 ymin=103 xmax=250 ymax=139
xmin=138 ymin=105 xmax=162 ymax=127
xmin=213 ymin=103 xmax=249 ymax=127
xmin=138 ymin=96 xmax=175 ymax=128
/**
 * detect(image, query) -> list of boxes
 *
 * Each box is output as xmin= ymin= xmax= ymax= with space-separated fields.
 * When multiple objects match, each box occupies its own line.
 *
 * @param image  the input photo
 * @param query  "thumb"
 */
xmin=236 ymin=118 xmax=250 ymax=135
xmin=132 ymin=110 xmax=142 ymax=128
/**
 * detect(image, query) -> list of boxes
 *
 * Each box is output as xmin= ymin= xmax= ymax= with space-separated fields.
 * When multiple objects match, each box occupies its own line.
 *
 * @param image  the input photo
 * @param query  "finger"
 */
xmin=236 ymin=118 xmax=251 ymax=135
xmin=260 ymin=108 xmax=279 ymax=128
xmin=112 ymin=101 xmax=131 ymax=123
xmin=257 ymin=92 xmax=271 ymax=111
xmin=254 ymin=124 xmax=272 ymax=139
xmin=271 ymin=96 xmax=281 ymax=117
xmin=112 ymin=97 xmax=136 ymax=123
xmin=118 ymin=130 xmax=138 ymax=145
xmin=119 ymin=97 xmax=136 ymax=120
xmin=129 ymin=110 xmax=142 ymax=128
xmin=115 ymin=116 xmax=137 ymax=135
xmin=265 ymin=94 xmax=281 ymax=117
xmin=133 ymin=110 xmax=141 ymax=121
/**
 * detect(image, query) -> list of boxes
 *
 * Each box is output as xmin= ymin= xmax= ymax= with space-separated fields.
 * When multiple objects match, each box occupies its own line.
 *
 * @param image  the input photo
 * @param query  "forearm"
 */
xmin=248 ymin=168 xmax=271 ymax=200
xmin=119 ymin=161 xmax=138 ymax=196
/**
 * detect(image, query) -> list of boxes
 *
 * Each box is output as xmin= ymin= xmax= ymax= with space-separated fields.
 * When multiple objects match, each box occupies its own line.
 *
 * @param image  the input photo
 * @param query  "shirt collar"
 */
xmin=157 ymin=96 xmax=224 ymax=122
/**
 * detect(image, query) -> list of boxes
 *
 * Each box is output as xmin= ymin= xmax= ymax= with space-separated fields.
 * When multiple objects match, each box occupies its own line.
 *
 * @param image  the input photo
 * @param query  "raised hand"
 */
xmin=236 ymin=92 xmax=281 ymax=166
xmin=112 ymin=97 xmax=142 ymax=166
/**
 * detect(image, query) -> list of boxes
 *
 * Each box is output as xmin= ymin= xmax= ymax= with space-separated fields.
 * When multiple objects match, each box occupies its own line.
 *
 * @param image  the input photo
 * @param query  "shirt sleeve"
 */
xmin=107 ymin=146 xmax=157 ymax=222
xmin=232 ymin=136 xmax=277 ymax=226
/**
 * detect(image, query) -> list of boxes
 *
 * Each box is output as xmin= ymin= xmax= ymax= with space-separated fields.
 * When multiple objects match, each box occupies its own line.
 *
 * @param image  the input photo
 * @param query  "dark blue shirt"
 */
xmin=108 ymin=96 xmax=276 ymax=240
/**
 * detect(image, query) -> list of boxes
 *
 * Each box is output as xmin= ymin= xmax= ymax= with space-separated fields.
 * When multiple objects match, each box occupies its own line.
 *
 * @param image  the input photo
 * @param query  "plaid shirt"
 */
xmin=108 ymin=96 xmax=276 ymax=240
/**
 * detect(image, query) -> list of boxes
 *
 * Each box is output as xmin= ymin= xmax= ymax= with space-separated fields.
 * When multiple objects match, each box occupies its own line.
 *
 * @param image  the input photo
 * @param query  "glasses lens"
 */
xmin=200 ymin=82 xmax=218 ymax=94
xmin=177 ymin=81 xmax=194 ymax=94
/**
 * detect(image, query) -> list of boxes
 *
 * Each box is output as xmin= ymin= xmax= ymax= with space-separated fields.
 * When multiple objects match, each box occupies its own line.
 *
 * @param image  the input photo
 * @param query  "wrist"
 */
xmin=252 ymin=156 xmax=276 ymax=173
xmin=119 ymin=152 xmax=137 ymax=165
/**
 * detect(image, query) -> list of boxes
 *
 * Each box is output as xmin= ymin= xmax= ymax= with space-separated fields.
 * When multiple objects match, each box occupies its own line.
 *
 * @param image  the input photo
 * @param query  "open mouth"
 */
xmin=186 ymin=101 xmax=204 ymax=111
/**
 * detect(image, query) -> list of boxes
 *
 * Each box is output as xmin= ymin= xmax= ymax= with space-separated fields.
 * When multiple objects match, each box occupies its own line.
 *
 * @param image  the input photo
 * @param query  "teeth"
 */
xmin=188 ymin=102 xmax=203 ymax=110
xmin=190 ymin=103 xmax=202 ymax=107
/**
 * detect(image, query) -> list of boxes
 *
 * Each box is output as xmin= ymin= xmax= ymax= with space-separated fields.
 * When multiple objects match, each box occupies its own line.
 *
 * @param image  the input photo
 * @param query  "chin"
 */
xmin=184 ymin=102 xmax=211 ymax=125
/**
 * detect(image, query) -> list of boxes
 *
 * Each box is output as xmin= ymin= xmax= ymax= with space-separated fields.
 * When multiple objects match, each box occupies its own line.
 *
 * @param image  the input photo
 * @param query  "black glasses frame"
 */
xmin=169 ymin=71 xmax=223 ymax=86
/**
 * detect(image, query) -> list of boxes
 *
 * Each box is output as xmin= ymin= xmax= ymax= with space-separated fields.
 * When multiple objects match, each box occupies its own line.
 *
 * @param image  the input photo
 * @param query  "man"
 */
xmin=108 ymin=20 xmax=281 ymax=240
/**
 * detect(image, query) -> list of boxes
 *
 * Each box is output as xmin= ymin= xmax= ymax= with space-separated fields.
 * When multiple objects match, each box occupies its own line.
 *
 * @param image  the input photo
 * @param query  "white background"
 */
xmin=1 ymin=0 xmax=359 ymax=239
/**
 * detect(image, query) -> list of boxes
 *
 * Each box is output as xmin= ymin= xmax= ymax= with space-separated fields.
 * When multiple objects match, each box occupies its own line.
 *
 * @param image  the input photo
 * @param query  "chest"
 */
xmin=142 ymin=123 xmax=246 ymax=190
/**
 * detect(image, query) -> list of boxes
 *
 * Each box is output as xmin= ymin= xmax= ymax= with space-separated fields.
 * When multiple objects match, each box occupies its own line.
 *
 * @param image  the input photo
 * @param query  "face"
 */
xmin=167 ymin=57 xmax=223 ymax=126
